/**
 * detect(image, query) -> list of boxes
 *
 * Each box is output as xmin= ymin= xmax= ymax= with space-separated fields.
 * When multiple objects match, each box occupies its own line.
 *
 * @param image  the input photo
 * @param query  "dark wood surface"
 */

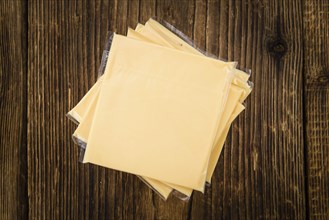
xmin=0 ymin=0 xmax=27 ymax=219
xmin=304 ymin=1 xmax=329 ymax=219
xmin=0 ymin=0 xmax=328 ymax=219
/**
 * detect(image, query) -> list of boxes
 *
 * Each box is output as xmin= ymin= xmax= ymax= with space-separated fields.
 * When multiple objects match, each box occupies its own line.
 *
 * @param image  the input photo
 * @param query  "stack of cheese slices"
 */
xmin=67 ymin=18 xmax=252 ymax=200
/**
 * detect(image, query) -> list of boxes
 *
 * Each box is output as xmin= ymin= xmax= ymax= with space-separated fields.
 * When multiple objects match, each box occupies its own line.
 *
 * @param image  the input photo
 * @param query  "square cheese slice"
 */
xmin=83 ymin=34 xmax=235 ymax=191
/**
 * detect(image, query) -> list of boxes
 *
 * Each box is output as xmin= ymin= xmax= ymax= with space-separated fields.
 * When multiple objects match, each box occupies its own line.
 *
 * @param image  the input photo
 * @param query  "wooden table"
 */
xmin=1 ymin=0 xmax=328 ymax=219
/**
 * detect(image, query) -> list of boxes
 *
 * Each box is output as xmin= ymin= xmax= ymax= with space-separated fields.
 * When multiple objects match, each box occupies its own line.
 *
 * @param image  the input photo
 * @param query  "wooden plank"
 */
xmin=223 ymin=0 xmax=306 ymax=218
xmin=28 ymin=0 xmax=158 ymax=219
xmin=0 ymin=0 xmax=27 ymax=219
xmin=303 ymin=1 xmax=329 ymax=219
xmin=189 ymin=0 xmax=306 ymax=219
xmin=27 ymin=0 xmax=115 ymax=219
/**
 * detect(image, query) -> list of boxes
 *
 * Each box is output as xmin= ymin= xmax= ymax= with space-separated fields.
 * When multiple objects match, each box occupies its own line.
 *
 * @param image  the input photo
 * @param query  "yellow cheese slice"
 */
xmin=83 ymin=34 xmax=235 ymax=191
xmin=73 ymin=89 xmax=100 ymax=144
xmin=70 ymin=33 xmax=247 ymax=196
xmin=70 ymin=38 xmax=249 ymax=198
xmin=67 ymin=76 xmax=103 ymax=124
xmin=206 ymin=103 xmax=245 ymax=182
xmin=137 ymin=176 xmax=173 ymax=200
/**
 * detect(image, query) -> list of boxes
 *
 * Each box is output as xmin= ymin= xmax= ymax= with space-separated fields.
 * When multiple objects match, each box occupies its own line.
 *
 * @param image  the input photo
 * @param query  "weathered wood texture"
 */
xmin=190 ymin=0 xmax=306 ymax=219
xmin=304 ymin=1 xmax=329 ymax=219
xmin=0 ymin=0 xmax=27 ymax=219
xmin=0 ymin=0 xmax=328 ymax=219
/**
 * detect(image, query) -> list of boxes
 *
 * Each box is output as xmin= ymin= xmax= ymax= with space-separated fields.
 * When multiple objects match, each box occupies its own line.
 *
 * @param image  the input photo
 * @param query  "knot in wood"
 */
xmin=267 ymin=38 xmax=287 ymax=59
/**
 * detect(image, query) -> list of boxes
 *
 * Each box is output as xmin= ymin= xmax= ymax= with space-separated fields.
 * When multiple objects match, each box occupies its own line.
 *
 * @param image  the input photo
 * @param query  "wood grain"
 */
xmin=190 ymin=0 xmax=306 ymax=219
xmin=0 ymin=0 xmax=327 ymax=219
xmin=304 ymin=0 xmax=329 ymax=219
xmin=0 ymin=0 xmax=27 ymax=219
xmin=26 ymin=0 xmax=306 ymax=219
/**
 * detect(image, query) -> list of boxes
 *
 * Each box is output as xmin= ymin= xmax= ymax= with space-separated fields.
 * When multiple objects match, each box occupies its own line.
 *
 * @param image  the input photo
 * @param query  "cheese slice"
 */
xmin=67 ymin=76 xmax=103 ymax=124
xmin=70 ymin=37 xmax=249 ymax=197
xmin=83 ymin=34 xmax=235 ymax=191
xmin=206 ymin=103 xmax=245 ymax=182
xmin=70 ymin=33 xmax=247 ymax=194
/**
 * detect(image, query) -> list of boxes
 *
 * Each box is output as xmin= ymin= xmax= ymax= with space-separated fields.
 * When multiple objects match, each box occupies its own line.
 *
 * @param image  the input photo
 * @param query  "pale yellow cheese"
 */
xmin=71 ymin=86 xmax=247 ymax=197
xmin=73 ymin=90 xmax=100 ymax=144
xmin=137 ymin=176 xmax=173 ymax=200
xmin=206 ymin=103 xmax=245 ymax=182
xmin=127 ymin=28 xmax=157 ymax=44
xmin=71 ymin=46 xmax=248 ymax=197
xmin=67 ymin=77 xmax=103 ymax=124
xmin=213 ymin=85 xmax=243 ymax=146
xmin=132 ymin=24 xmax=252 ymax=183
xmin=73 ymin=83 xmax=246 ymax=197
xmin=73 ymin=35 xmax=247 ymax=194
xmin=135 ymin=23 xmax=144 ymax=32
xmin=135 ymin=24 xmax=175 ymax=48
xmin=145 ymin=19 xmax=253 ymax=81
xmin=72 ymin=78 xmax=174 ymax=199
xmin=69 ymin=22 xmax=252 ymax=197
xmin=83 ymin=34 xmax=235 ymax=191
xmin=136 ymin=23 xmax=248 ymax=145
